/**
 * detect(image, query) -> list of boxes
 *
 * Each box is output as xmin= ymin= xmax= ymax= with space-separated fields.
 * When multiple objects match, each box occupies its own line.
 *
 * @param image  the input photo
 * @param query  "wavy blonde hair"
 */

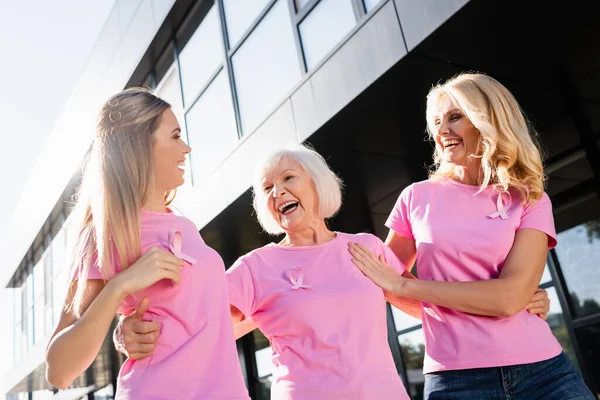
xmin=68 ymin=88 xmax=174 ymax=317
xmin=426 ymin=73 xmax=545 ymax=204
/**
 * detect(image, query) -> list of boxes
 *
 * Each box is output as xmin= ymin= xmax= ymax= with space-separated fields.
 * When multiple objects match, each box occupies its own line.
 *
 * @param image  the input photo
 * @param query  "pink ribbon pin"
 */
xmin=287 ymin=266 xmax=311 ymax=290
xmin=488 ymin=191 xmax=511 ymax=220
xmin=169 ymin=229 xmax=197 ymax=266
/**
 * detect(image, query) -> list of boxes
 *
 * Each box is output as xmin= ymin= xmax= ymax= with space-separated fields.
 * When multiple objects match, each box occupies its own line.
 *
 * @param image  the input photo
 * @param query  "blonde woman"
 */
xmin=349 ymin=74 xmax=594 ymax=399
xmin=45 ymin=88 xmax=249 ymax=399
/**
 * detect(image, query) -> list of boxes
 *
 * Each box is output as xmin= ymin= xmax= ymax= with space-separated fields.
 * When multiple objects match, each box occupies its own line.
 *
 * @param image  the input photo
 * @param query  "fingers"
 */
xmin=144 ymin=247 xmax=183 ymax=268
xmin=132 ymin=319 xmax=161 ymax=335
xmin=126 ymin=343 xmax=156 ymax=360
xmin=529 ymin=288 xmax=547 ymax=302
xmin=129 ymin=330 xmax=160 ymax=345
xmin=159 ymin=265 xmax=181 ymax=285
xmin=134 ymin=297 xmax=150 ymax=318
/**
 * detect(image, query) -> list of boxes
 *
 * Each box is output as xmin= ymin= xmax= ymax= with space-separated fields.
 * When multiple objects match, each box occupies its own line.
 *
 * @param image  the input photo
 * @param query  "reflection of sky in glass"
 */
xmin=363 ymin=0 xmax=382 ymax=12
xmin=299 ymin=0 xmax=356 ymax=70
xmin=540 ymin=264 xmax=552 ymax=285
xmin=256 ymin=346 xmax=274 ymax=378
xmin=232 ymin=0 xmax=301 ymax=135
xmin=391 ymin=305 xmax=421 ymax=332
xmin=555 ymin=222 xmax=600 ymax=316
xmin=546 ymin=286 xmax=563 ymax=316
xmin=397 ymin=328 xmax=425 ymax=348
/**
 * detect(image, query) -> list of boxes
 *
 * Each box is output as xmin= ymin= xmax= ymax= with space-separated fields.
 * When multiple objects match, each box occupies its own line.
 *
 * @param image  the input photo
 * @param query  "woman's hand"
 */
xmin=113 ymin=246 xmax=183 ymax=297
xmin=525 ymin=288 xmax=551 ymax=320
xmin=349 ymin=242 xmax=404 ymax=293
xmin=114 ymin=297 xmax=160 ymax=360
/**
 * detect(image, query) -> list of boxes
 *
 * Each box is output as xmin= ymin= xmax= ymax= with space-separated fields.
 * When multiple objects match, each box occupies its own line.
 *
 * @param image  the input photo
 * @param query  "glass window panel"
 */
xmin=34 ymin=298 xmax=45 ymax=344
xmin=299 ymin=0 xmax=356 ymax=70
xmin=232 ymin=0 xmax=301 ymax=135
xmin=34 ymin=258 xmax=45 ymax=301
xmin=574 ymin=322 xmax=600 ymax=399
xmin=156 ymin=65 xmax=192 ymax=189
xmin=45 ymin=305 xmax=53 ymax=336
xmin=295 ymin=0 xmax=311 ymax=10
xmin=255 ymin=346 xmax=274 ymax=378
xmin=545 ymin=286 xmax=580 ymax=372
xmin=52 ymin=228 xmax=66 ymax=278
xmin=14 ymin=323 xmax=21 ymax=364
xmin=44 ymin=252 xmax=52 ymax=306
xmin=186 ymin=71 xmax=238 ymax=183
xmin=179 ymin=5 xmax=223 ymax=106
xmin=27 ymin=305 xmax=34 ymax=350
xmin=53 ymin=270 xmax=67 ymax=321
xmin=391 ymin=304 xmax=421 ymax=333
xmin=223 ymin=0 xmax=271 ymax=48
xmin=540 ymin=263 xmax=552 ymax=285
xmin=14 ymin=286 xmax=22 ymax=325
xmin=554 ymin=218 xmax=600 ymax=318
xmin=363 ymin=0 xmax=381 ymax=12
xmin=398 ymin=329 xmax=426 ymax=399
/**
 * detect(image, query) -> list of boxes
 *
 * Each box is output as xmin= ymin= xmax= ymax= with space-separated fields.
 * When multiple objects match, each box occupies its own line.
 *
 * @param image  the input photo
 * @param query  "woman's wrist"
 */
xmin=105 ymin=276 xmax=129 ymax=303
xmin=393 ymin=276 xmax=414 ymax=298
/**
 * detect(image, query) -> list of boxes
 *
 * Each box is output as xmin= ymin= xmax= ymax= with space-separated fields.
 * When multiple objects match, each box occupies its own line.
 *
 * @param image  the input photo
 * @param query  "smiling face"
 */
xmin=260 ymin=157 xmax=320 ymax=233
xmin=431 ymin=95 xmax=481 ymax=167
xmin=152 ymin=108 xmax=191 ymax=191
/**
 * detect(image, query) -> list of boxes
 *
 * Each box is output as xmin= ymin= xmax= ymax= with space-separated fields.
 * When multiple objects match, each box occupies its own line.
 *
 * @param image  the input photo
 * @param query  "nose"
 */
xmin=272 ymin=184 xmax=286 ymax=198
xmin=437 ymin=119 xmax=450 ymax=136
xmin=183 ymin=141 xmax=191 ymax=154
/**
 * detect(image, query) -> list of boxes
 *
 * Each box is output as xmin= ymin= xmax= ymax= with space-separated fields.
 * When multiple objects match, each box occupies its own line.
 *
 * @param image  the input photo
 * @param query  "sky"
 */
xmin=0 ymin=0 xmax=116 ymax=395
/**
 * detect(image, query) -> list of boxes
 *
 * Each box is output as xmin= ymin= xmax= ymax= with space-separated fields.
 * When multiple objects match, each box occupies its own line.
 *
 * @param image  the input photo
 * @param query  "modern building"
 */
xmin=2 ymin=0 xmax=599 ymax=399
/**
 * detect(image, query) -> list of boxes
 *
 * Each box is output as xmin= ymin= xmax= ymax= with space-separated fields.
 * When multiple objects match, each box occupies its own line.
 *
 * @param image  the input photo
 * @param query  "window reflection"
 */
xmin=575 ymin=322 xmax=600 ymax=399
xmin=294 ymin=0 xmax=311 ymax=11
xmin=185 ymin=71 xmax=238 ymax=183
xmin=222 ymin=0 xmax=270 ymax=48
xmin=398 ymin=329 xmax=425 ymax=400
xmin=363 ymin=0 xmax=381 ymax=12
xmin=178 ymin=5 xmax=223 ymax=106
xmin=232 ymin=0 xmax=301 ymax=135
xmin=391 ymin=305 xmax=421 ymax=333
xmin=545 ymin=286 xmax=580 ymax=372
xmin=554 ymin=219 xmax=600 ymax=319
xmin=540 ymin=264 xmax=553 ymax=286
xmin=253 ymin=330 xmax=273 ymax=400
xmin=299 ymin=0 xmax=356 ymax=70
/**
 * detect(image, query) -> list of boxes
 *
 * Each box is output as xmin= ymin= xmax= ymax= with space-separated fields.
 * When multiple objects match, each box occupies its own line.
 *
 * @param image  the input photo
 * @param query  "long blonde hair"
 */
xmin=426 ymin=73 xmax=545 ymax=204
xmin=69 ymin=88 xmax=172 ymax=316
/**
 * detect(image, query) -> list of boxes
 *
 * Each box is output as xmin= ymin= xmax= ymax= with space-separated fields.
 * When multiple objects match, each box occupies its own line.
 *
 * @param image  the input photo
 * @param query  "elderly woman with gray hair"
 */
xmin=114 ymin=144 xmax=550 ymax=399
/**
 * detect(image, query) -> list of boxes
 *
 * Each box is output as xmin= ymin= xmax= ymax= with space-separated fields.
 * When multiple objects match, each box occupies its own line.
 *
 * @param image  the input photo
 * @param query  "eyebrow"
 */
xmin=171 ymin=128 xmax=181 ymax=134
xmin=444 ymin=108 xmax=462 ymax=115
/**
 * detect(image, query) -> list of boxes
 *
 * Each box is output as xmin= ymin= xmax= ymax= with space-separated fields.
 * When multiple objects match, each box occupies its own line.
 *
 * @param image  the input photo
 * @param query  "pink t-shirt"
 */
xmin=226 ymin=232 xmax=410 ymax=400
xmin=74 ymin=210 xmax=249 ymax=400
xmin=386 ymin=178 xmax=562 ymax=374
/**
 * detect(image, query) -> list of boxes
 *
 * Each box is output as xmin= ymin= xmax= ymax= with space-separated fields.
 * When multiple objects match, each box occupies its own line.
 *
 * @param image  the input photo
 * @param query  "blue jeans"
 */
xmin=424 ymin=352 xmax=594 ymax=400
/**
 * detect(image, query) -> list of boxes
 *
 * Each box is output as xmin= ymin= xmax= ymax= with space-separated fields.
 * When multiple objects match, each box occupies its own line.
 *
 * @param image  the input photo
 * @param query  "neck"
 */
xmin=280 ymin=219 xmax=335 ymax=247
xmin=451 ymin=160 xmax=482 ymax=186
xmin=142 ymin=187 xmax=168 ymax=213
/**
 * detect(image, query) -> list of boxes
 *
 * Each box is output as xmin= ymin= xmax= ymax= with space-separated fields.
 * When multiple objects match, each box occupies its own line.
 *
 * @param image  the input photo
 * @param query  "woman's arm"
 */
xmin=381 ymin=231 xmax=422 ymax=319
xmin=351 ymin=229 xmax=549 ymax=317
xmin=46 ymin=279 xmax=125 ymax=389
xmin=46 ymin=247 xmax=182 ymax=389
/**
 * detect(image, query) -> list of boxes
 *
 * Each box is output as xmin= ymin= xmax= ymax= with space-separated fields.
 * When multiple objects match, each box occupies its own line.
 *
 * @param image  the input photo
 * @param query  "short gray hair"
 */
xmin=252 ymin=144 xmax=343 ymax=235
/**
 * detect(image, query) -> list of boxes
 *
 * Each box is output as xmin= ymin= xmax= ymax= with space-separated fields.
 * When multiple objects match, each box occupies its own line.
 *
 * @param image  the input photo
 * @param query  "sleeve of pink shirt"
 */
xmin=373 ymin=236 xmax=407 ymax=275
xmin=518 ymin=192 xmax=558 ymax=249
xmin=225 ymin=258 xmax=257 ymax=318
xmin=384 ymin=185 xmax=414 ymax=240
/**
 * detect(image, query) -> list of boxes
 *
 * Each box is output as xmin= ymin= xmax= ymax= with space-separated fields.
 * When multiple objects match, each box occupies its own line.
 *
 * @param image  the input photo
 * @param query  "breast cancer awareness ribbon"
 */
xmin=288 ymin=266 xmax=311 ymax=290
xmin=487 ymin=191 xmax=511 ymax=220
xmin=169 ymin=229 xmax=197 ymax=266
